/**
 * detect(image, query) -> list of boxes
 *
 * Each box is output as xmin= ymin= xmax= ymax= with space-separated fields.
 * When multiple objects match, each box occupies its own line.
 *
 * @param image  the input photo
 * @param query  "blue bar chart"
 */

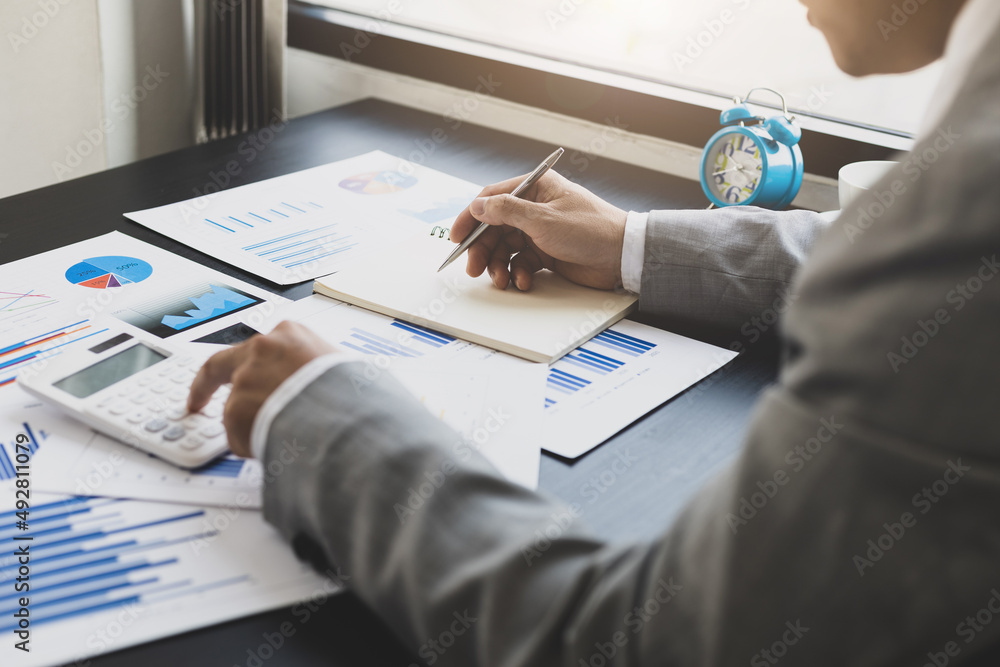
xmin=0 ymin=496 xmax=248 ymax=634
xmin=340 ymin=320 xmax=456 ymax=358
xmin=546 ymin=329 xmax=657 ymax=407
xmin=0 ymin=422 xmax=42 ymax=482
xmin=202 ymin=198 xmax=361 ymax=271
xmin=193 ymin=455 xmax=246 ymax=479
xmin=0 ymin=491 xmax=332 ymax=665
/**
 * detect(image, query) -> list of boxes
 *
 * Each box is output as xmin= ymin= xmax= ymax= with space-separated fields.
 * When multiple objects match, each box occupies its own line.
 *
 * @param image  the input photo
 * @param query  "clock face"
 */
xmin=706 ymin=133 xmax=763 ymax=205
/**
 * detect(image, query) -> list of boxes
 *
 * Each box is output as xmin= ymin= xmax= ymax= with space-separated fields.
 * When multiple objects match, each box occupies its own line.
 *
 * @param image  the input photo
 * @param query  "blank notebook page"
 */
xmin=313 ymin=233 xmax=638 ymax=363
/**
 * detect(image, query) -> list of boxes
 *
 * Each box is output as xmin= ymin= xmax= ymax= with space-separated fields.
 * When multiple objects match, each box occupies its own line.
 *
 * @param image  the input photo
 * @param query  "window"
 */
xmin=305 ymin=0 xmax=942 ymax=137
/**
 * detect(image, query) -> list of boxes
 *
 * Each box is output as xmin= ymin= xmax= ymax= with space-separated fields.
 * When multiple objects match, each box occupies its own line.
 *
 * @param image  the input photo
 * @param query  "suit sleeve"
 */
xmin=260 ymin=360 xmax=997 ymax=667
xmin=638 ymin=207 xmax=829 ymax=329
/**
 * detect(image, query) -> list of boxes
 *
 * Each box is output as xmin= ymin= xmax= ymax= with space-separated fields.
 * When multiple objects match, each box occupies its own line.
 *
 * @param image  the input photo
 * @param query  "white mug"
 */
xmin=838 ymin=160 xmax=899 ymax=210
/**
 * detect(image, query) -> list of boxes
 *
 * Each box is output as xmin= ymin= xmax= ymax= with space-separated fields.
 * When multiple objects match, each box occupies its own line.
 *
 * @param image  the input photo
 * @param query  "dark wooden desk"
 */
xmin=0 ymin=99 xmax=779 ymax=666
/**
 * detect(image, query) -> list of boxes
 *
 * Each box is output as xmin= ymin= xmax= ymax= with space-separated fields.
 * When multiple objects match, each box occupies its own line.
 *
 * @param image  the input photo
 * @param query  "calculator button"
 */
xmin=199 ymin=422 xmax=226 ymax=438
xmin=108 ymin=402 xmax=130 ymax=416
xmin=126 ymin=410 xmax=147 ymax=424
xmin=144 ymin=419 xmax=169 ymax=433
xmin=168 ymin=389 xmax=188 ymax=402
xmin=166 ymin=406 xmax=188 ymax=421
xmin=97 ymin=395 xmax=116 ymax=408
xmin=179 ymin=435 xmax=205 ymax=450
xmin=151 ymin=382 xmax=171 ymax=394
xmin=146 ymin=402 xmax=165 ymax=414
xmin=174 ymin=355 xmax=196 ymax=367
xmin=202 ymin=402 xmax=223 ymax=418
xmin=170 ymin=371 xmax=194 ymax=384
xmin=181 ymin=414 xmax=205 ymax=429
xmin=137 ymin=376 xmax=154 ymax=387
xmin=162 ymin=425 xmax=186 ymax=442
xmin=131 ymin=391 xmax=151 ymax=404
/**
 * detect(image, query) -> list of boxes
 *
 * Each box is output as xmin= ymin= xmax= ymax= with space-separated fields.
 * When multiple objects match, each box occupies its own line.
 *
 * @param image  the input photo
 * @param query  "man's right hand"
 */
xmin=450 ymin=171 xmax=628 ymax=292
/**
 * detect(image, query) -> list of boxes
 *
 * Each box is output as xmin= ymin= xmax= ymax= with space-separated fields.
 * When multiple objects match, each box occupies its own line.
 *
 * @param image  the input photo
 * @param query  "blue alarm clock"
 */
xmin=700 ymin=88 xmax=803 ymax=209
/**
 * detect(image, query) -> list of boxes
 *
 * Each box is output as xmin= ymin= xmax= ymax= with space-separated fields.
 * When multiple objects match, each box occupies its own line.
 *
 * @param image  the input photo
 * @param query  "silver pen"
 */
xmin=437 ymin=147 xmax=565 ymax=273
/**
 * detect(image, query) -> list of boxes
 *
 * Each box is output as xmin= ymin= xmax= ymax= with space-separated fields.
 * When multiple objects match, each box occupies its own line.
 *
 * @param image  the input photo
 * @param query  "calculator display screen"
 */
xmin=54 ymin=344 xmax=168 ymax=399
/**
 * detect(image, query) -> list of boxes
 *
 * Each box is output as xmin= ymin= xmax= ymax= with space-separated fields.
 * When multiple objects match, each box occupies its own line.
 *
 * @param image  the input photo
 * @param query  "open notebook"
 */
xmin=313 ymin=232 xmax=638 ymax=363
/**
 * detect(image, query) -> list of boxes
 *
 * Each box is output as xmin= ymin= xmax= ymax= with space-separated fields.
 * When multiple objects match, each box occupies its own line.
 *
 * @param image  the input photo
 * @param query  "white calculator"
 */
xmin=20 ymin=333 xmax=230 ymax=469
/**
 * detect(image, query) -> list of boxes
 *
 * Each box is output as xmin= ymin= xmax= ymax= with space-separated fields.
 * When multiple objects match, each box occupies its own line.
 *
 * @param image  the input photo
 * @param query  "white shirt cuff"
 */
xmin=621 ymin=211 xmax=649 ymax=294
xmin=249 ymin=352 xmax=356 ymax=460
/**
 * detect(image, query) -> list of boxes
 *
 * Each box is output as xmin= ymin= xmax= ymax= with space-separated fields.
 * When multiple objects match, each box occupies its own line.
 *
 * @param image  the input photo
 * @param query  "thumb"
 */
xmin=470 ymin=194 xmax=544 ymax=234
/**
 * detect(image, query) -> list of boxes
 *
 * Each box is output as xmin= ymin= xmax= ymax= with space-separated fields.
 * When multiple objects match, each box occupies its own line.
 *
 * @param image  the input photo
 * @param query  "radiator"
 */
xmin=194 ymin=0 xmax=286 ymax=142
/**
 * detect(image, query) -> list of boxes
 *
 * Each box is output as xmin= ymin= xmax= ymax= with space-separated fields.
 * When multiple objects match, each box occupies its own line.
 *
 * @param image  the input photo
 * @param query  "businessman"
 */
xmin=190 ymin=0 xmax=1000 ymax=664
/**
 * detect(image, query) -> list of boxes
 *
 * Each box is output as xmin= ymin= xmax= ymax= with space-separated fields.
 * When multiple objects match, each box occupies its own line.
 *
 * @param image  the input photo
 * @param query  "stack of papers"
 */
xmin=2 ymin=153 xmax=737 ymax=665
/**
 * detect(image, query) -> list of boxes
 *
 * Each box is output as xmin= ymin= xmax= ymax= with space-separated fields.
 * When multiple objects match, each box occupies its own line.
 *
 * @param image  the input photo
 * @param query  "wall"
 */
xmin=0 ymin=0 xmax=196 ymax=200
xmin=0 ymin=0 xmax=106 ymax=199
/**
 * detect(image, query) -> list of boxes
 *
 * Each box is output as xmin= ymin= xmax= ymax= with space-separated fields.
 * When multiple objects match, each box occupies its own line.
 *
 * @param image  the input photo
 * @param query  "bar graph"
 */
xmin=340 ymin=320 xmax=456 ymax=358
xmin=204 ymin=200 xmax=324 ymax=234
xmin=0 ymin=319 xmax=110 ymax=387
xmin=192 ymin=455 xmax=246 ymax=479
xmin=0 ymin=422 xmax=42 ymax=482
xmin=0 ymin=496 xmax=248 ymax=634
xmin=243 ymin=223 xmax=358 ymax=270
xmin=546 ymin=329 xmax=657 ymax=407
xmin=200 ymin=198 xmax=362 ymax=271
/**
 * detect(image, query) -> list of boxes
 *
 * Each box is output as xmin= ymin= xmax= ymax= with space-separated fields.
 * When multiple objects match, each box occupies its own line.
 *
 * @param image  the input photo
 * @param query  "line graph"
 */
xmin=1 ymin=290 xmax=58 ymax=316
xmin=0 ymin=319 xmax=110 ymax=388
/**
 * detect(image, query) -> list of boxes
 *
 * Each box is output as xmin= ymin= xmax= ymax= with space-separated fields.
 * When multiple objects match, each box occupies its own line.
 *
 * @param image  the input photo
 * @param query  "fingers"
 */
xmin=450 ymin=175 xmax=532 ymax=244
xmin=465 ymin=225 xmax=503 ymax=277
xmin=510 ymin=249 xmax=545 ymax=291
xmin=187 ymin=344 xmax=249 ymax=413
xmin=487 ymin=238 xmax=513 ymax=290
xmin=471 ymin=194 xmax=544 ymax=236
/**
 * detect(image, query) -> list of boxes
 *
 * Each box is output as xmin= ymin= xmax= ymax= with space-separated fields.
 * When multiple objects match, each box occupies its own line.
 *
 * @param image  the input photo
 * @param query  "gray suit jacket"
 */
xmin=261 ymin=31 xmax=1000 ymax=667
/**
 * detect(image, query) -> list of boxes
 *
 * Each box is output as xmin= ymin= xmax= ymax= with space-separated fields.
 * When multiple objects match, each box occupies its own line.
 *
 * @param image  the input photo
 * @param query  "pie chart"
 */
xmin=65 ymin=256 xmax=153 ymax=289
xmin=339 ymin=170 xmax=418 ymax=195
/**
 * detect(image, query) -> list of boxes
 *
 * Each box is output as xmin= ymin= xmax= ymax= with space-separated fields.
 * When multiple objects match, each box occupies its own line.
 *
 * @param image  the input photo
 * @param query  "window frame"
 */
xmin=288 ymin=1 xmax=906 ymax=180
